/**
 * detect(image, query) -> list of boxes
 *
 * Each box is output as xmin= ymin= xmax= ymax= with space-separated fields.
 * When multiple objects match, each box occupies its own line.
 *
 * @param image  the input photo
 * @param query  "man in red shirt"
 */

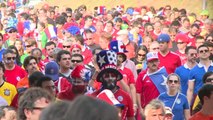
xmin=3 ymin=49 xmax=27 ymax=86
xmin=190 ymin=84 xmax=213 ymax=120
xmin=58 ymin=64 xmax=92 ymax=101
xmin=109 ymin=40 xmax=137 ymax=114
xmin=136 ymin=52 xmax=168 ymax=117
xmin=157 ymin=33 xmax=181 ymax=74
xmin=175 ymin=33 xmax=189 ymax=65
xmin=43 ymin=41 xmax=56 ymax=64
xmin=90 ymin=50 xmax=134 ymax=120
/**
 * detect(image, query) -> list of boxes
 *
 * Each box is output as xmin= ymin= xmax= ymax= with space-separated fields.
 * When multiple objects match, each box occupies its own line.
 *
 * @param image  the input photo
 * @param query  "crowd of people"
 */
xmin=0 ymin=1 xmax=213 ymax=120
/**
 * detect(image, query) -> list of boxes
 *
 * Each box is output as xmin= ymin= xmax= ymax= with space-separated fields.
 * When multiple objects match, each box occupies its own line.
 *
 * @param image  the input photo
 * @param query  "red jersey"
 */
xmin=175 ymin=51 xmax=187 ymax=65
xmin=186 ymin=32 xmax=196 ymax=47
xmin=136 ymin=69 xmax=160 ymax=108
xmin=125 ymin=41 xmax=137 ymax=59
xmin=118 ymin=67 xmax=135 ymax=86
xmin=4 ymin=65 xmax=27 ymax=86
xmin=54 ymin=77 xmax=72 ymax=94
xmin=189 ymin=111 xmax=213 ymax=120
xmin=57 ymin=86 xmax=77 ymax=101
xmin=158 ymin=51 xmax=181 ymax=74
xmin=91 ymin=88 xmax=134 ymax=120
xmin=82 ymin=46 xmax=93 ymax=64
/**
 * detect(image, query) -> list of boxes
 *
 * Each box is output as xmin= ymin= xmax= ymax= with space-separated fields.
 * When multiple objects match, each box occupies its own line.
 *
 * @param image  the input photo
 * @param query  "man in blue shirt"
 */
xmin=187 ymin=44 xmax=213 ymax=105
xmin=175 ymin=46 xmax=197 ymax=95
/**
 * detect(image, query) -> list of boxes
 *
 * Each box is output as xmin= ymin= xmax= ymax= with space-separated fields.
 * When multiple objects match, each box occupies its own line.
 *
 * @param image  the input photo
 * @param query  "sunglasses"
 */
xmin=25 ymin=45 xmax=32 ymax=48
xmin=84 ymin=38 xmax=93 ymax=41
xmin=7 ymin=57 xmax=16 ymax=60
xmin=67 ymin=16 xmax=72 ymax=17
xmin=206 ymin=78 xmax=213 ymax=83
xmin=32 ymin=106 xmax=45 ymax=111
xmin=199 ymin=49 xmax=209 ymax=53
xmin=189 ymin=53 xmax=197 ymax=57
xmin=71 ymin=60 xmax=82 ymax=63
xmin=138 ymin=54 xmax=146 ymax=57
xmin=177 ymin=42 xmax=184 ymax=44
xmin=63 ymin=45 xmax=71 ymax=48
xmin=168 ymin=80 xmax=179 ymax=84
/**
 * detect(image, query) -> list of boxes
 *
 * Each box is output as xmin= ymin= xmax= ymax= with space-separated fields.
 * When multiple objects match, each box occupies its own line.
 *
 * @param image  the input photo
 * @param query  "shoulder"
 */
xmin=115 ymin=89 xmax=132 ymax=100
xmin=3 ymin=82 xmax=16 ymax=89
xmin=169 ymin=51 xmax=181 ymax=58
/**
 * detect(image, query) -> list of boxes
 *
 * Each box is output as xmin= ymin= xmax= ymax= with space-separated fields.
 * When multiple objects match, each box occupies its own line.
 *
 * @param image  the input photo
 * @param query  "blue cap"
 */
xmin=126 ymin=8 xmax=134 ymax=15
xmin=157 ymin=34 xmax=170 ymax=42
xmin=45 ymin=61 xmax=59 ymax=81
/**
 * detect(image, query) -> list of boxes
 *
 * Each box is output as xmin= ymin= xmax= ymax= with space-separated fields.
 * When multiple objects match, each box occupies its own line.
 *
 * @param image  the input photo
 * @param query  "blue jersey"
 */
xmin=175 ymin=64 xmax=191 ymax=95
xmin=158 ymin=92 xmax=189 ymax=120
xmin=0 ymin=49 xmax=5 ymax=62
xmin=189 ymin=63 xmax=213 ymax=94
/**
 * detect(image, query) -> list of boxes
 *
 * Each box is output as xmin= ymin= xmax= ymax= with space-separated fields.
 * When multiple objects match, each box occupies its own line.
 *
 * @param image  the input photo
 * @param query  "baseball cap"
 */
xmin=175 ymin=33 xmax=189 ymax=43
xmin=165 ymin=107 xmax=174 ymax=116
xmin=45 ymin=61 xmax=59 ymax=81
xmin=200 ymin=10 xmax=209 ymax=16
xmin=70 ymin=44 xmax=82 ymax=52
xmin=146 ymin=52 xmax=158 ymax=62
xmin=157 ymin=34 xmax=170 ymax=42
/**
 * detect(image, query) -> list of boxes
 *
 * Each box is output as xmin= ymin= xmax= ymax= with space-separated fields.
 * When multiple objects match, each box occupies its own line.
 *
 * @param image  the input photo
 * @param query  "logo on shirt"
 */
xmin=16 ymin=76 xmax=20 ymax=81
xmin=176 ymin=98 xmax=181 ymax=104
xmin=117 ymin=96 xmax=123 ymax=102
xmin=4 ymin=89 xmax=10 ymax=96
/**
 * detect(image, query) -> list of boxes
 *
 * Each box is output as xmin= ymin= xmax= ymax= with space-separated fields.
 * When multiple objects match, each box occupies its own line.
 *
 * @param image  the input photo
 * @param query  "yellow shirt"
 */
xmin=192 ymin=95 xmax=200 ymax=110
xmin=0 ymin=82 xmax=17 ymax=105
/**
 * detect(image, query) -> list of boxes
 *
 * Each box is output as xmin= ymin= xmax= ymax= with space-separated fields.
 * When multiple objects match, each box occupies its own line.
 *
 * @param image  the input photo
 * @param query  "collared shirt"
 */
xmin=189 ymin=62 xmax=213 ymax=94
xmin=175 ymin=63 xmax=196 ymax=95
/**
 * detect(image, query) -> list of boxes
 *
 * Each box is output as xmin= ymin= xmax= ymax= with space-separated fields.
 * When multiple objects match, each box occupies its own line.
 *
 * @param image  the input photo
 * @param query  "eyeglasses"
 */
xmin=63 ymin=45 xmax=71 ymax=48
xmin=189 ymin=53 xmax=197 ymax=57
xmin=138 ymin=54 xmax=146 ymax=57
xmin=205 ymin=78 xmax=213 ymax=83
xmin=199 ymin=49 xmax=209 ymax=53
xmin=7 ymin=57 xmax=16 ymax=60
xmin=71 ymin=60 xmax=82 ymax=63
xmin=168 ymin=80 xmax=179 ymax=84
xmin=25 ymin=45 xmax=32 ymax=48
xmin=67 ymin=16 xmax=72 ymax=18
xmin=177 ymin=42 xmax=184 ymax=44
xmin=84 ymin=38 xmax=93 ymax=41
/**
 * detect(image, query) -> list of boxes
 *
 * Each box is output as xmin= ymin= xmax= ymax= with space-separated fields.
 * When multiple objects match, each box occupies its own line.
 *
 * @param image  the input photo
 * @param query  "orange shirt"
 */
xmin=16 ymin=76 xmax=29 ymax=89
xmin=189 ymin=111 xmax=213 ymax=120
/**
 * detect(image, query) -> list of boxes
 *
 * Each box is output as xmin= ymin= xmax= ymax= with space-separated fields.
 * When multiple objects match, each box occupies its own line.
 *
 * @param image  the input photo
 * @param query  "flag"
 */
xmin=148 ymin=67 xmax=168 ymax=93
xmin=45 ymin=24 xmax=57 ymax=39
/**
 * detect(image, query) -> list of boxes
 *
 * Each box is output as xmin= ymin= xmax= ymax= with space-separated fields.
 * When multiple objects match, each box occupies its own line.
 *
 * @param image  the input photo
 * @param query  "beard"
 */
xmin=102 ymin=81 xmax=117 ymax=90
xmin=72 ymin=85 xmax=86 ymax=94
